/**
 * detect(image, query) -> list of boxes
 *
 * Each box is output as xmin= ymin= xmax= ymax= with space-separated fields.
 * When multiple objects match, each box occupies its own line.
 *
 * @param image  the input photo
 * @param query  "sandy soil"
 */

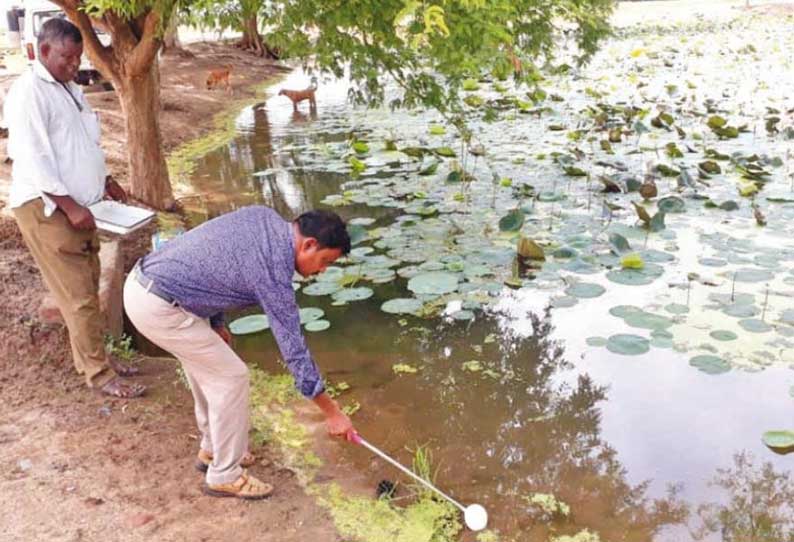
xmin=0 ymin=41 xmax=342 ymax=542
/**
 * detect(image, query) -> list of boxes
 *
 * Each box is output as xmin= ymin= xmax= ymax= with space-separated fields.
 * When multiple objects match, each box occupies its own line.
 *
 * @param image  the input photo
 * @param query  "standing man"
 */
xmin=6 ymin=18 xmax=144 ymax=398
xmin=123 ymin=206 xmax=356 ymax=500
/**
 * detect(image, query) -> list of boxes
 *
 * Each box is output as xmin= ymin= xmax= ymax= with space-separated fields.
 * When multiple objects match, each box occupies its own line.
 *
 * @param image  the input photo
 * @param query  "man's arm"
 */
xmin=46 ymin=193 xmax=95 ymax=230
xmin=256 ymin=280 xmax=355 ymax=438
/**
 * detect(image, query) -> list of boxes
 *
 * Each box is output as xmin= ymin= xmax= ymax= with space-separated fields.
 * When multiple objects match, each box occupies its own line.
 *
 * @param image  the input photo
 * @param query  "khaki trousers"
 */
xmin=123 ymin=272 xmax=249 ymax=485
xmin=13 ymin=198 xmax=114 ymax=387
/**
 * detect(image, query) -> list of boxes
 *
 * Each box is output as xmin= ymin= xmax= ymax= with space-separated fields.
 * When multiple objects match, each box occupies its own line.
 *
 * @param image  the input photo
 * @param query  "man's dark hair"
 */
xmin=295 ymin=210 xmax=351 ymax=255
xmin=38 ymin=17 xmax=83 ymax=48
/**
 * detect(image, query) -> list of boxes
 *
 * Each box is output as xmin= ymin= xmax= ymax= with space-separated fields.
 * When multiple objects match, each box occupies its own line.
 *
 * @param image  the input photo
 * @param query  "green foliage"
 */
xmin=104 ymin=333 xmax=137 ymax=361
xmin=268 ymin=0 xmax=616 ymax=111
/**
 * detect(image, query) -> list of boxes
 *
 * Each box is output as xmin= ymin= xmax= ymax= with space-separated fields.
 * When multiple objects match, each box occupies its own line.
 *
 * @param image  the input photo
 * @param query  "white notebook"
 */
xmin=88 ymin=200 xmax=155 ymax=235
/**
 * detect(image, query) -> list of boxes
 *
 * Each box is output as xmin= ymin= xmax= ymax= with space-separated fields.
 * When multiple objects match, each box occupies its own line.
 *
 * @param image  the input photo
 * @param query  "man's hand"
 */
xmin=325 ymin=410 xmax=354 ymax=438
xmin=105 ymin=177 xmax=128 ymax=203
xmin=214 ymin=325 xmax=232 ymax=345
xmin=63 ymin=203 xmax=96 ymax=230
xmin=313 ymin=391 xmax=355 ymax=439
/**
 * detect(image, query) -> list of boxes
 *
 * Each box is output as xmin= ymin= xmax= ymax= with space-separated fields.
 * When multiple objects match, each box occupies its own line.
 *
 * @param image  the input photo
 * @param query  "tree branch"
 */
xmin=50 ymin=1 xmax=115 ymax=78
xmin=126 ymin=9 xmax=163 ymax=77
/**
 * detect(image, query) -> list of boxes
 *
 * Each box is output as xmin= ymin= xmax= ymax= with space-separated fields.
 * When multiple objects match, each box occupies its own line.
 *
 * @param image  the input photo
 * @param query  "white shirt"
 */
xmin=5 ymin=61 xmax=107 ymax=216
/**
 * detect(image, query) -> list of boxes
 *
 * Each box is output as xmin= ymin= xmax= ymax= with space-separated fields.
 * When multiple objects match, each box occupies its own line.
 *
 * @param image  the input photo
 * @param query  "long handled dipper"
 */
xmin=350 ymin=432 xmax=488 ymax=531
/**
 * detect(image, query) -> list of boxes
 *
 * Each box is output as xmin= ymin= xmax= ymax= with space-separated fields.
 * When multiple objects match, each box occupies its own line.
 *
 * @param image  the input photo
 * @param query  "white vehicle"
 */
xmin=19 ymin=0 xmax=111 ymax=85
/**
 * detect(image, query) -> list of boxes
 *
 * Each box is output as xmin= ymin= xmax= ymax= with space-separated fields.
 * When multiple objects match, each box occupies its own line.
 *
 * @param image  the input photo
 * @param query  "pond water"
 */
xmin=178 ymin=13 xmax=794 ymax=542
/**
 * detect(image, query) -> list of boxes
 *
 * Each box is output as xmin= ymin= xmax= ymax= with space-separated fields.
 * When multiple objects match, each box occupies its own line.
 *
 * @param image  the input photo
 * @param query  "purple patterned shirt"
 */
xmin=139 ymin=206 xmax=324 ymax=398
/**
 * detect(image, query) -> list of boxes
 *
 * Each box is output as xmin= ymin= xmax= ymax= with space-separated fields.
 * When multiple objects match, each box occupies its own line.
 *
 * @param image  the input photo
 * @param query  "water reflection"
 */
xmin=694 ymin=452 xmax=794 ymax=542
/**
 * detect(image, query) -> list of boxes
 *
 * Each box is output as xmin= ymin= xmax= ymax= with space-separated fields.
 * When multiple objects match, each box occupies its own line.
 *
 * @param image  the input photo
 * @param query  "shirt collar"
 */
xmin=33 ymin=60 xmax=59 ymax=84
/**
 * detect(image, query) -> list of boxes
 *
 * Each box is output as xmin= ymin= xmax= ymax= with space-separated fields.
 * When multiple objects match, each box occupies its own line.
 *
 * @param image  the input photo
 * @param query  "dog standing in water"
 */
xmin=278 ymin=78 xmax=318 ymax=111
xmin=206 ymin=66 xmax=233 ymax=95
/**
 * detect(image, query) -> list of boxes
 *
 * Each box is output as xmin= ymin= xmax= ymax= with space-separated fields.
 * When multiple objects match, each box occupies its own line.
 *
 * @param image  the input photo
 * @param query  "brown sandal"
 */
xmin=195 ymin=450 xmax=256 ymax=473
xmin=109 ymin=356 xmax=141 ymax=377
xmin=99 ymin=377 xmax=146 ymax=398
xmin=202 ymin=470 xmax=273 ymax=500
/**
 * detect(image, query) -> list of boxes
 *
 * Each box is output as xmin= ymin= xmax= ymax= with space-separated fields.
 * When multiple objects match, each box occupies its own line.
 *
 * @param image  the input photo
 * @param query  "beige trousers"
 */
xmin=13 ymin=198 xmax=114 ymax=387
xmin=123 ymin=271 xmax=249 ymax=485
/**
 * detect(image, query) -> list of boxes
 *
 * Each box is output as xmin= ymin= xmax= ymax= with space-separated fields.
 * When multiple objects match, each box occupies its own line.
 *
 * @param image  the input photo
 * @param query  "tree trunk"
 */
xmin=162 ymin=5 xmax=193 ymax=57
xmin=239 ymin=14 xmax=264 ymax=56
xmin=114 ymin=59 xmax=174 ymax=210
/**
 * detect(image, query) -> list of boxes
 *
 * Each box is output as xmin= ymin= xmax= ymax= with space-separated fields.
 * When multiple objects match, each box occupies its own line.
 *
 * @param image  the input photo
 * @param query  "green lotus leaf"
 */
xmin=606 ymin=334 xmax=650 ymax=355
xmin=299 ymin=307 xmax=325 ymax=324
xmin=347 ymin=224 xmax=369 ymax=245
xmin=586 ymin=336 xmax=607 ymax=347
xmin=564 ymin=282 xmax=606 ymax=299
xmin=332 ymin=287 xmax=374 ymax=303
xmin=763 ymin=431 xmax=794 ymax=454
xmin=229 ymin=314 xmax=270 ymax=335
xmin=657 ymin=196 xmax=686 ymax=213
xmin=303 ymin=281 xmax=343 ymax=296
xmin=608 ymin=233 xmax=632 ymax=254
xmin=623 ymin=311 xmax=674 ymax=331
xmin=609 ymin=305 xmax=643 ymax=318
xmin=408 ymin=271 xmax=458 ymax=295
xmin=733 ymin=268 xmax=774 ymax=283
xmin=665 ymin=303 xmax=689 ymax=315
xmin=381 ymin=298 xmax=424 ymax=314
xmin=499 ymin=209 xmax=525 ymax=232
xmin=689 ymin=354 xmax=730 ymax=375
xmin=710 ymin=330 xmax=738 ymax=341
xmin=738 ymin=318 xmax=772 ymax=333
xmin=305 ymin=319 xmax=331 ymax=332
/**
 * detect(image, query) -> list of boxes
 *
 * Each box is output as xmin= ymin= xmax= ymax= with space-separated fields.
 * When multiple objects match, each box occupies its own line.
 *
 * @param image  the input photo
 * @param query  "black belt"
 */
xmin=134 ymin=263 xmax=178 ymax=306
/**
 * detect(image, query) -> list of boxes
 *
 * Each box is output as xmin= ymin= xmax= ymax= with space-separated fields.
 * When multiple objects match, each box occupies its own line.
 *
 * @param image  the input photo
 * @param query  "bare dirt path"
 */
xmin=0 ymin=41 xmax=342 ymax=542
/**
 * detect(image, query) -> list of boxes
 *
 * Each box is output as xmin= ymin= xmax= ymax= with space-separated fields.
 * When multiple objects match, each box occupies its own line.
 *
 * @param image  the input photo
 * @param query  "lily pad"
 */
xmin=229 ymin=314 xmax=270 ymax=335
xmin=623 ymin=311 xmax=674 ymax=331
xmin=303 ymin=282 xmax=343 ymax=296
xmin=305 ymin=319 xmax=331 ymax=332
xmin=586 ymin=336 xmax=607 ymax=347
xmin=710 ymin=330 xmax=738 ymax=341
xmin=332 ymin=287 xmax=374 ymax=303
xmin=689 ymin=355 xmax=730 ymax=375
xmin=499 ymin=210 xmax=525 ymax=232
xmin=564 ymin=282 xmax=606 ymax=299
xmin=606 ymin=334 xmax=650 ymax=356
xmin=763 ymin=430 xmax=794 ymax=454
xmin=664 ymin=303 xmax=689 ymax=315
xmin=299 ymin=307 xmax=325 ymax=324
xmin=733 ymin=268 xmax=774 ymax=283
xmin=609 ymin=305 xmax=643 ymax=318
xmin=381 ymin=298 xmax=423 ymax=314
xmin=408 ymin=272 xmax=459 ymax=295
xmin=738 ymin=318 xmax=772 ymax=333
xmin=606 ymin=263 xmax=663 ymax=286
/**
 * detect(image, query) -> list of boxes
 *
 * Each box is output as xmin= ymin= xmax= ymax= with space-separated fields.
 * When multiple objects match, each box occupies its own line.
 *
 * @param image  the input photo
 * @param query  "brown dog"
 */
xmin=278 ymin=78 xmax=318 ymax=111
xmin=206 ymin=67 xmax=233 ymax=94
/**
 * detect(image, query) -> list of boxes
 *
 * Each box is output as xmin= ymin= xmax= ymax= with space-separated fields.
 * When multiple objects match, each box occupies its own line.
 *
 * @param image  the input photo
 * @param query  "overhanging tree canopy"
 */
xmin=53 ymin=0 xmax=176 ymax=209
xmin=51 ymin=0 xmax=614 ymax=210
xmin=268 ymin=0 xmax=615 ymax=111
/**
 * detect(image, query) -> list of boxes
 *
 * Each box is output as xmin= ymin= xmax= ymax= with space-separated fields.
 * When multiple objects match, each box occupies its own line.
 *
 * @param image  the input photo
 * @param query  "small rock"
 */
xmin=126 ymin=513 xmax=155 ymax=528
xmin=98 ymin=405 xmax=112 ymax=417
xmin=17 ymin=458 xmax=32 ymax=472
xmin=84 ymin=497 xmax=104 ymax=506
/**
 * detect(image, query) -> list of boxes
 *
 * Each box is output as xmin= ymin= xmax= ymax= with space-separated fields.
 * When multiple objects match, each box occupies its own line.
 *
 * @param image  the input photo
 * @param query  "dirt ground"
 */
xmin=0 ymin=41 xmax=343 ymax=542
